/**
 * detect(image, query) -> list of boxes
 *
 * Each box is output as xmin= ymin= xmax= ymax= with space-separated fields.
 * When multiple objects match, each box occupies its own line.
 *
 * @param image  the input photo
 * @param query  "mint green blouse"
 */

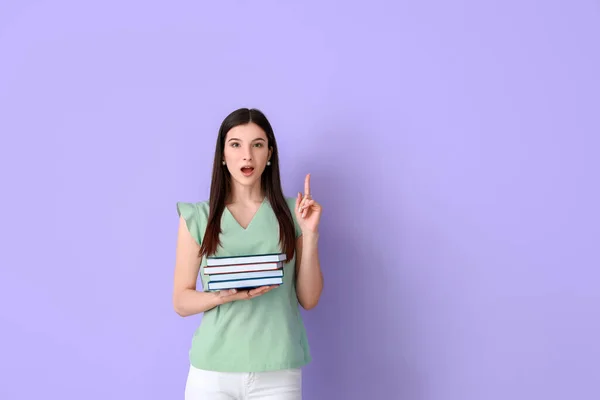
xmin=176 ymin=196 xmax=312 ymax=372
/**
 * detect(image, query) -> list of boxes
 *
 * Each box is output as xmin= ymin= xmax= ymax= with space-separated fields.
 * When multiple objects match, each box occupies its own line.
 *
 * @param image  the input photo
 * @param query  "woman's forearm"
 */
xmin=296 ymin=232 xmax=324 ymax=309
xmin=173 ymin=288 xmax=221 ymax=317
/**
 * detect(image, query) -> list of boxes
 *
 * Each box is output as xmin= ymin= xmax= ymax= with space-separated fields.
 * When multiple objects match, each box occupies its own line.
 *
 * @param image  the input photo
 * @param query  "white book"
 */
xmin=206 ymin=253 xmax=286 ymax=267
xmin=204 ymin=261 xmax=283 ymax=275
xmin=208 ymin=269 xmax=284 ymax=282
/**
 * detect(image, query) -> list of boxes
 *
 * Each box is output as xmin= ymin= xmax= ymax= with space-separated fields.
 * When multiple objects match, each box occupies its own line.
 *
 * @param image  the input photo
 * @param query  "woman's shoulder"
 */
xmin=176 ymin=199 xmax=210 ymax=224
xmin=176 ymin=200 xmax=210 ymax=247
xmin=283 ymin=195 xmax=298 ymax=209
xmin=282 ymin=195 xmax=302 ymax=237
xmin=283 ymin=195 xmax=302 ymax=218
xmin=176 ymin=199 xmax=209 ymax=212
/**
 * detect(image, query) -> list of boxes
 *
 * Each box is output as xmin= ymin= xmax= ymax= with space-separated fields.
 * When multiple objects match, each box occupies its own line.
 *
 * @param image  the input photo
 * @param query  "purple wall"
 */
xmin=1 ymin=1 xmax=599 ymax=399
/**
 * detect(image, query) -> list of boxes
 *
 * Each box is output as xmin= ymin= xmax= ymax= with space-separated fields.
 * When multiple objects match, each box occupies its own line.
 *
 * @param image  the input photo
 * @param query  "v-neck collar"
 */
xmin=224 ymin=197 xmax=267 ymax=231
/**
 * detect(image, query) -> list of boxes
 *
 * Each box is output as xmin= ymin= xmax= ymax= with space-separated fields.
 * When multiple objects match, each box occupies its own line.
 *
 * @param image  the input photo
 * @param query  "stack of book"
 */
xmin=204 ymin=253 xmax=286 ymax=291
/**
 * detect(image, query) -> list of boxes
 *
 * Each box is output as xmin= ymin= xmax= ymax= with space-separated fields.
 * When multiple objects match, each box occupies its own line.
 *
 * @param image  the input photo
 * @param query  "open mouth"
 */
xmin=241 ymin=166 xmax=255 ymax=176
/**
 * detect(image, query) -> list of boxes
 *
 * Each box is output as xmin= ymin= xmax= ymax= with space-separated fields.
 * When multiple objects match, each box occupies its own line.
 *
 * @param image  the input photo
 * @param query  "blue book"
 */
xmin=207 ymin=276 xmax=283 ymax=291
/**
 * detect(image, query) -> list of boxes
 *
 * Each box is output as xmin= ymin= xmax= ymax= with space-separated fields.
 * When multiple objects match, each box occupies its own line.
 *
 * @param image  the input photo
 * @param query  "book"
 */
xmin=207 ymin=276 xmax=284 ymax=291
xmin=204 ymin=253 xmax=286 ymax=291
xmin=206 ymin=252 xmax=286 ymax=267
xmin=203 ymin=261 xmax=283 ymax=275
xmin=208 ymin=269 xmax=284 ymax=282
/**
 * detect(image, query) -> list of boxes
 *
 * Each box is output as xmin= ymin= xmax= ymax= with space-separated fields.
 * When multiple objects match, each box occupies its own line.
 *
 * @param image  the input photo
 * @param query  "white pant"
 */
xmin=184 ymin=364 xmax=302 ymax=400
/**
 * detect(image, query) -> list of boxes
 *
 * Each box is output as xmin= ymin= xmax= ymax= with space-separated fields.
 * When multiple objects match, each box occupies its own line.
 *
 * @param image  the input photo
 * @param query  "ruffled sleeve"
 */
xmin=286 ymin=196 xmax=303 ymax=238
xmin=177 ymin=202 xmax=202 ymax=246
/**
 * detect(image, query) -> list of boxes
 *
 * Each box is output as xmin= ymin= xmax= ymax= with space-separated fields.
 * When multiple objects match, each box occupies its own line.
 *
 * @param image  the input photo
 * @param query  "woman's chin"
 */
xmin=232 ymin=173 xmax=262 ymax=187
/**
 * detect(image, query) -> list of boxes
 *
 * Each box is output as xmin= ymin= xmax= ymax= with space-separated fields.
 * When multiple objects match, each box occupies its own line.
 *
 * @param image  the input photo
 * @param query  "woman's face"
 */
xmin=223 ymin=122 xmax=272 ymax=187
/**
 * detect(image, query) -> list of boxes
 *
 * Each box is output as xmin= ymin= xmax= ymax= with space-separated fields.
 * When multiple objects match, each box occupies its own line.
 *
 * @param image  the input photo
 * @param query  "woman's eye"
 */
xmin=231 ymin=143 xmax=239 ymax=147
xmin=254 ymin=143 xmax=263 ymax=147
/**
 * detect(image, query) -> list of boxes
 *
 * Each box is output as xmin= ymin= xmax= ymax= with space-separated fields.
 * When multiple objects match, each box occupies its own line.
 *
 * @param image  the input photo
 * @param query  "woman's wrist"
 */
xmin=301 ymin=230 xmax=319 ymax=243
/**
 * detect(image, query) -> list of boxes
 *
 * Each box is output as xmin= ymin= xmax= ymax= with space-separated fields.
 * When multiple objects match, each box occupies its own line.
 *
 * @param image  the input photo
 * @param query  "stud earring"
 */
xmin=222 ymin=160 xmax=226 ymax=165
xmin=267 ymin=160 xmax=271 ymax=166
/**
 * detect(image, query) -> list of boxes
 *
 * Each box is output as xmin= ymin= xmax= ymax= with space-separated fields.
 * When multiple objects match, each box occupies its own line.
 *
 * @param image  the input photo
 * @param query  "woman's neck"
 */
xmin=226 ymin=182 xmax=265 ymax=205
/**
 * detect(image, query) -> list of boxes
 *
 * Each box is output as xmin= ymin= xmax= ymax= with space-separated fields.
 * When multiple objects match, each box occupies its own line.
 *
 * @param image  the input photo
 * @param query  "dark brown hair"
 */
xmin=199 ymin=108 xmax=296 ymax=261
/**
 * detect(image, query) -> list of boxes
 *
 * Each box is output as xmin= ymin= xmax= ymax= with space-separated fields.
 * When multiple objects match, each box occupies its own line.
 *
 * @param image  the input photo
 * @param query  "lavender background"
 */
xmin=1 ymin=1 xmax=599 ymax=399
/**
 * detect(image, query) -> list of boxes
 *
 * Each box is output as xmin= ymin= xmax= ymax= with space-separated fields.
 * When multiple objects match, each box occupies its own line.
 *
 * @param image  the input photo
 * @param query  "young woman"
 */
xmin=172 ymin=107 xmax=323 ymax=399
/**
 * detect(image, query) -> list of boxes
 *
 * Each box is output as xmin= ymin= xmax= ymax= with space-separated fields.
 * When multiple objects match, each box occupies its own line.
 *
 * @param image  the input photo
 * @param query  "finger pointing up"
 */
xmin=304 ymin=173 xmax=311 ymax=198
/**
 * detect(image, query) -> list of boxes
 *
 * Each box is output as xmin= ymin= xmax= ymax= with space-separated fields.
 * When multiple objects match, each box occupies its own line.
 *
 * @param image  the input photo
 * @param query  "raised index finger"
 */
xmin=304 ymin=173 xmax=311 ymax=197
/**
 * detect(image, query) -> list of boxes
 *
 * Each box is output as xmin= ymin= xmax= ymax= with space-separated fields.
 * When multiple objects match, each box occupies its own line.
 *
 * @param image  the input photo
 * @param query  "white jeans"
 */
xmin=184 ymin=364 xmax=302 ymax=400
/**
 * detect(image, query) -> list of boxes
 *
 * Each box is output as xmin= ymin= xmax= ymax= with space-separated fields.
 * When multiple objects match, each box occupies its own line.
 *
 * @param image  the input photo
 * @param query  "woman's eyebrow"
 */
xmin=227 ymin=137 xmax=266 ymax=142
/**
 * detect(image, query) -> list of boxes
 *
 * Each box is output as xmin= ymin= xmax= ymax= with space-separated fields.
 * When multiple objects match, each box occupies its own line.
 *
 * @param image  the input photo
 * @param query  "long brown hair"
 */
xmin=199 ymin=108 xmax=296 ymax=261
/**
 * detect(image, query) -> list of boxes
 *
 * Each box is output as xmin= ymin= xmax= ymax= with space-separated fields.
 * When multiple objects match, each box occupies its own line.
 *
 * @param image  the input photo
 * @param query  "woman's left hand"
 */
xmin=295 ymin=173 xmax=322 ymax=234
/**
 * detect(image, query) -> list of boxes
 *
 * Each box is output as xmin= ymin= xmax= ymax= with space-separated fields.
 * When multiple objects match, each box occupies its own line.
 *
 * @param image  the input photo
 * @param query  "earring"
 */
xmin=222 ymin=160 xmax=226 ymax=165
xmin=267 ymin=160 xmax=271 ymax=166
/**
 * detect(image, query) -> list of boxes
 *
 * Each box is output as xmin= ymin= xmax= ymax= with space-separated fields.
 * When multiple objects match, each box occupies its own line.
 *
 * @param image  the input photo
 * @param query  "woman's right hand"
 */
xmin=215 ymin=285 xmax=279 ymax=304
